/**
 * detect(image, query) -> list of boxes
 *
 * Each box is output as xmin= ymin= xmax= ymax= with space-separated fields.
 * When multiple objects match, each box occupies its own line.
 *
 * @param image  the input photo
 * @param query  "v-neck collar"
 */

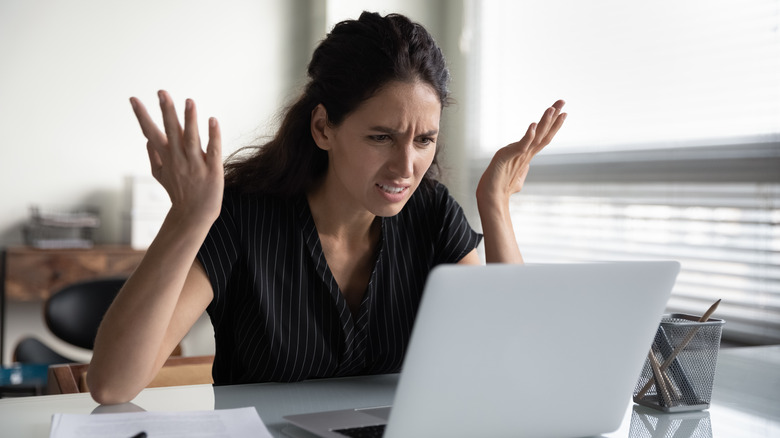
xmin=297 ymin=195 xmax=386 ymax=374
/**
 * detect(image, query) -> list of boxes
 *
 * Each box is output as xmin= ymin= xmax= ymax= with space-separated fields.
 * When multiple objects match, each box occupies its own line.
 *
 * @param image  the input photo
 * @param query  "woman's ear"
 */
xmin=310 ymin=104 xmax=331 ymax=151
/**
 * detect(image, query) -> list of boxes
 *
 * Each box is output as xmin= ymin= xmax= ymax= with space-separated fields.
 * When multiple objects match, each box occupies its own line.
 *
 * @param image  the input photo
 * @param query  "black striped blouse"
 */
xmin=197 ymin=181 xmax=482 ymax=385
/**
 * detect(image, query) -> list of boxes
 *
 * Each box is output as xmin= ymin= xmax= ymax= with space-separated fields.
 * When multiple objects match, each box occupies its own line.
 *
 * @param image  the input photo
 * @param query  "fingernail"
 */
xmin=158 ymin=90 xmax=166 ymax=104
xmin=209 ymin=117 xmax=217 ymax=128
xmin=129 ymin=98 xmax=136 ymax=110
xmin=186 ymin=99 xmax=193 ymax=110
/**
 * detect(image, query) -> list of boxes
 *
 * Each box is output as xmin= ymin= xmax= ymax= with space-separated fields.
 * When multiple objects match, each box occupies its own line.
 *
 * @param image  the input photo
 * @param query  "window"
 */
xmin=471 ymin=0 xmax=780 ymax=344
xmin=475 ymin=0 xmax=780 ymax=154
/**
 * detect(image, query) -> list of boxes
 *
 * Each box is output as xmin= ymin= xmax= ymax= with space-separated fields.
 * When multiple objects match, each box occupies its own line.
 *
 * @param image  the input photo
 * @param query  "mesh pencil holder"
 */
xmin=633 ymin=313 xmax=725 ymax=412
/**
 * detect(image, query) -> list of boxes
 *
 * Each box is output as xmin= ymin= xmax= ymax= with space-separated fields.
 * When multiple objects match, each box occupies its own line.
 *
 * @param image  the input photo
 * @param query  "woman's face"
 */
xmin=313 ymin=80 xmax=441 ymax=217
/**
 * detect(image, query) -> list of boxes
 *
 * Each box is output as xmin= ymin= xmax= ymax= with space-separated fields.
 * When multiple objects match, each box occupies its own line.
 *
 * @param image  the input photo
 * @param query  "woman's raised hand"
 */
xmin=477 ymin=100 xmax=567 ymax=204
xmin=129 ymin=90 xmax=224 ymax=225
xmin=89 ymin=91 xmax=222 ymax=404
xmin=476 ymin=100 xmax=567 ymax=264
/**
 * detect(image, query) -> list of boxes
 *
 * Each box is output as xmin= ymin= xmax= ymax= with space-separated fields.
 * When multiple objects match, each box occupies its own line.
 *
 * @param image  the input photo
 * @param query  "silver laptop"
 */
xmin=284 ymin=261 xmax=680 ymax=438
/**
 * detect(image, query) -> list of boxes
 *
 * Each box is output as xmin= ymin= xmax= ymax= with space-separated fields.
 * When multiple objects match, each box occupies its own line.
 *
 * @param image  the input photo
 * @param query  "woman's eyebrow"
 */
xmin=368 ymin=126 xmax=399 ymax=134
xmin=368 ymin=126 xmax=439 ymax=136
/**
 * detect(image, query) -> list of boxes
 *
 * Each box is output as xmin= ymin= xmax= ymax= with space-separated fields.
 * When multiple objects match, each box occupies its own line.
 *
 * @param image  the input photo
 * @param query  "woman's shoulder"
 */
xmin=407 ymin=180 xmax=455 ymax=211
xmin=220 ymin=188 xmax=302 ymax=219
xmin=223 ymin=187 xmax=294 ymax=206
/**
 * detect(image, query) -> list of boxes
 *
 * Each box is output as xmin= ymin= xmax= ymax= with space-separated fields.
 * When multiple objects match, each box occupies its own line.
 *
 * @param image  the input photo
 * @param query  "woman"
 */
xmin=88 ymin=12 xmax=566 ymax=404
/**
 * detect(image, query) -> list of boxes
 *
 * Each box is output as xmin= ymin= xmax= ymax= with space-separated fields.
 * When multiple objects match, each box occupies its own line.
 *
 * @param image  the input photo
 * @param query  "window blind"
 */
xmin=501 ymin=166 xmax=780 ymax=345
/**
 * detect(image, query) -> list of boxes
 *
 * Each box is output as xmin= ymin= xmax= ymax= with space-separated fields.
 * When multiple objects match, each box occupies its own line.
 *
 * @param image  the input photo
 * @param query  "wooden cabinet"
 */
xmin=0 ymin=245 xmax=145 ymax=363
xmin=3 ymin=246 xmax=144 ymax=301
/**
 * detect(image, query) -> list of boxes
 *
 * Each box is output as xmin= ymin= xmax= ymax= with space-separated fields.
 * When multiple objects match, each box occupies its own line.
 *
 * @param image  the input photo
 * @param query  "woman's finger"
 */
xmin=130 ymin=97 xmax=166 ymax=146
xmin=541 ymin=112 xmax=567 ymax=146
xmin=532 ymin=101 xmax=567 ymax=152
xmin=157 ymin=90 xmax=184 ymax=158
xmin=535 ymin=103 xmax=562 ymax=142
xmin=534 ymin=107 xmax=556 ymax=144
xmin=205 ymin=117 xmax=223 ymax=170
xmin=146 ymin=142 xmax=163 ymax=182
xmin=496 ymin=123 xmax=535 ymax=159
xmin=183 ymin=98 xmax=203 ymax=160
xmin=545 ymin=100 xmax=566 ymax=140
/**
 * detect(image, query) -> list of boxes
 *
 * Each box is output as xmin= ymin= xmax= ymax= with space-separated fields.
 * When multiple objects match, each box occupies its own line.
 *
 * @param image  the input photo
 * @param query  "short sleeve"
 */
xmin=430 ymin=182 xmax=483 ymax=264
xmin=197 ymin=189 xmax=241 ymax=314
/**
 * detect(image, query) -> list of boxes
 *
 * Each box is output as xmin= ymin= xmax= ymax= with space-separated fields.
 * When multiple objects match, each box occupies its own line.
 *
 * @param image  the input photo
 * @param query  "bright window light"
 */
xmin=476 ymin=0 xmax=780 ymax=154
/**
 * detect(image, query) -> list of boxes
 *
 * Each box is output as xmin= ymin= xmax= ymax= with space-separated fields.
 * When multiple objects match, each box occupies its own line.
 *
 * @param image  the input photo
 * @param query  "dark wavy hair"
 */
xmin=223 ymin=11 xmax=451 ymax=196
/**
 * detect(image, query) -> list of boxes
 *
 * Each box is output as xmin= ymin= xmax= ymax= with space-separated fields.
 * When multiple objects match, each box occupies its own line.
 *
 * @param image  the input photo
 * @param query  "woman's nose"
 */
xmin=388 ymin=141 xmax=415 ymax=178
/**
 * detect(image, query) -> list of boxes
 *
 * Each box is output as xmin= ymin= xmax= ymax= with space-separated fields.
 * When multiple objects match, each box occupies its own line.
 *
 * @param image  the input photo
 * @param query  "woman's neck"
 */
xmin=306 ymin=182 xmax=378 ymax=244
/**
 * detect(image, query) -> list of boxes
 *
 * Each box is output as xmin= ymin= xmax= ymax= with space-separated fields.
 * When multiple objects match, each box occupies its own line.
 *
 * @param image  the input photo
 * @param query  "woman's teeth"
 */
xmin=379 ymin=184 xmax=404 ymax=194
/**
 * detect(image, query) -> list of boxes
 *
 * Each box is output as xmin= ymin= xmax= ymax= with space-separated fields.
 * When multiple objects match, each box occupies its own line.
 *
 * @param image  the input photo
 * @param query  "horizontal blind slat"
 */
xmin=507 ymin=181 xmax=780 ymax=344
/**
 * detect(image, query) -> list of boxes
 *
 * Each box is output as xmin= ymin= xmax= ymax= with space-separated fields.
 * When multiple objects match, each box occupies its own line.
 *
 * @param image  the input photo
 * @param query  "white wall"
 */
xmin=0 ymin=0 xmax=306 ymax=364
xmin=0 ymin=0 xmax=301 ymax=246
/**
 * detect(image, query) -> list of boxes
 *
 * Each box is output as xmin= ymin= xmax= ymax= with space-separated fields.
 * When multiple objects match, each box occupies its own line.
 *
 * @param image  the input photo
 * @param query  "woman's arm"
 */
xmin=476 ymin=101 xmax=567 ymax=264
xmin=88 ymin=243 xmax=213 ymax=404
xmin=87 ymin=91 xmax=223 ymax=404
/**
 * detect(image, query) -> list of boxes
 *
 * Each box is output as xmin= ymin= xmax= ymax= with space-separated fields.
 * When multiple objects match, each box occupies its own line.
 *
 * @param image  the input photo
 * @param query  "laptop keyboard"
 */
xmin=333 ymin=424 xmax=386 ymax=437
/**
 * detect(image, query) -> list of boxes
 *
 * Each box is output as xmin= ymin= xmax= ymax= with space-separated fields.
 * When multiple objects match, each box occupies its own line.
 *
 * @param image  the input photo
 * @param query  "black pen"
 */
xmin=129 ymin=432 xmax=147 ymax=438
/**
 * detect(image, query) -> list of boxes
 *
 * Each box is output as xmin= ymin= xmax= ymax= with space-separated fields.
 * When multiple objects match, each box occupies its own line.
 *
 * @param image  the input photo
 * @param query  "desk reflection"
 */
xmin=629 ymin=405 xmax=711 ymax=438
xmin=91 ymin=402 xmax=146 ymax=415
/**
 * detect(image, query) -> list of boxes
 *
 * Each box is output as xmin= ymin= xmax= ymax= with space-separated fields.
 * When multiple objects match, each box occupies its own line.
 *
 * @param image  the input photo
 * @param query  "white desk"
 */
xmin=1 ymin=346 xmax=778 ymax=437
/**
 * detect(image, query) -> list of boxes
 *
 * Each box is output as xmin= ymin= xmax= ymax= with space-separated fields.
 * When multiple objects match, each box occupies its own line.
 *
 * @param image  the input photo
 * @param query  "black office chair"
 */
xmin=13 ymin=278 xmax=126 ymax=365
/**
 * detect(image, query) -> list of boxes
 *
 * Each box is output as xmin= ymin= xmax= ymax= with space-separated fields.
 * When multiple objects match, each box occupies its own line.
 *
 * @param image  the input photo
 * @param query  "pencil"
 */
xmin=647 ymin=349 xmax=673 ymax=406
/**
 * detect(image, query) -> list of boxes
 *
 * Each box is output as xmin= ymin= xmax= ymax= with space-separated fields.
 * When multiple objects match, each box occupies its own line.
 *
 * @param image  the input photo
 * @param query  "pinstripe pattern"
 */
xmin=197 ymin=182 xmax=482 ymax=385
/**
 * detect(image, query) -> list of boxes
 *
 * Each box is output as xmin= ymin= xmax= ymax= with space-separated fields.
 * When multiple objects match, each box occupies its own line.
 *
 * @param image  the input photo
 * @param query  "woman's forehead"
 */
xmin=347 ymin=81 xmax=442 ymax=129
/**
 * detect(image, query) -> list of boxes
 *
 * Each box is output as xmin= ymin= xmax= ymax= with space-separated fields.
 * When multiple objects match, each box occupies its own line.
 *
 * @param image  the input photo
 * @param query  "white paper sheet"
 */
xmin=49 ymin=406 xmax=272 ymax=438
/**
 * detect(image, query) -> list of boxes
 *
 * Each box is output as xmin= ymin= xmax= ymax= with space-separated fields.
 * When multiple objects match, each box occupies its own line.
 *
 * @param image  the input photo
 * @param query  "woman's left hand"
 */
xmin=477 ymin=100 xmax=567 ymax=204
xmin=476 ymin=100 xmax=567 ymax=264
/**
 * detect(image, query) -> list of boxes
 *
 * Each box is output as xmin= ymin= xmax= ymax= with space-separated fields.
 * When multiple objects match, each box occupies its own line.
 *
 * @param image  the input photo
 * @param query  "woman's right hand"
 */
xmin=89 ymin=91 xmax=221 ymax=404
xmin=130 ymin=90 xmax=224 ymax=226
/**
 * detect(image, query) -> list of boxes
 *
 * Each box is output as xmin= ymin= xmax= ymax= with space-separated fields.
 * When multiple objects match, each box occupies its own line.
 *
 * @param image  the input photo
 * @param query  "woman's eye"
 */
xmin=417 ymin=137 xmax=436 ymax=147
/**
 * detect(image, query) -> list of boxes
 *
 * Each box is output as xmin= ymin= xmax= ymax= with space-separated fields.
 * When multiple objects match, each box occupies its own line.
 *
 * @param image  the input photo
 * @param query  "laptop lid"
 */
xmin=285 ymin=261 xmax=680 ymax=438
